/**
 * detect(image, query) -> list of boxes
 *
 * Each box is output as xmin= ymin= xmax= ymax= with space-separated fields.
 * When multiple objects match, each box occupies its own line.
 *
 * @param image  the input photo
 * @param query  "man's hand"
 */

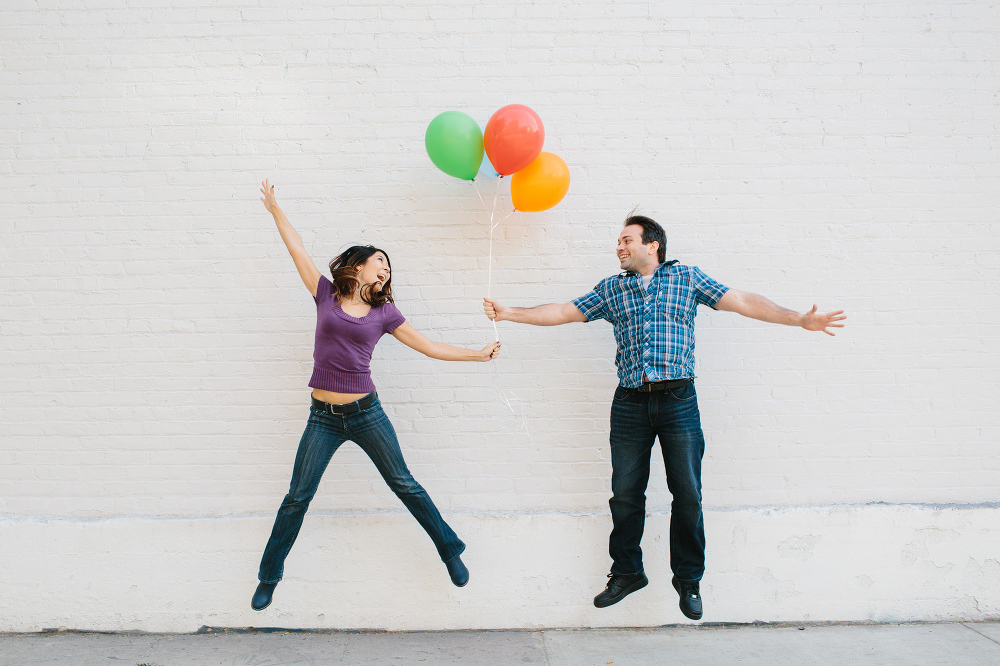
xmin=483 ymin=298 xmax=508 ymax=322
xmin=801 ymin=305 xmax=846 ymax=336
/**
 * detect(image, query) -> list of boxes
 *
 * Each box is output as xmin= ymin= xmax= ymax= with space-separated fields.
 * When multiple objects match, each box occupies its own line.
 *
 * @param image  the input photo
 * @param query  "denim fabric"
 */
xmin=608 ymin=381 xmax=706 ymax=582
xmin=258 ymin=396 xmax=465 ymax=583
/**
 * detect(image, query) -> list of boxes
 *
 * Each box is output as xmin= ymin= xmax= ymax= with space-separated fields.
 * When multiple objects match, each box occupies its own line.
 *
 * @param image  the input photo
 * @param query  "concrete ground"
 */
xmin=1 ymin=622 xmax=999 ymax=665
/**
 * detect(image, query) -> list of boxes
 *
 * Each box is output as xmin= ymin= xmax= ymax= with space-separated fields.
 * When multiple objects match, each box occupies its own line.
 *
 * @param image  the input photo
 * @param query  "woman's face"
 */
xmin=356 ymin=251 xmax=390 ymax=291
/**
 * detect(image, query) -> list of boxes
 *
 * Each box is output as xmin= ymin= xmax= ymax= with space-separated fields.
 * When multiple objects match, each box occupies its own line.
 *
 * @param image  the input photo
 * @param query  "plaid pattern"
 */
xmin=572 ymin=261 xmax=729 ymax=388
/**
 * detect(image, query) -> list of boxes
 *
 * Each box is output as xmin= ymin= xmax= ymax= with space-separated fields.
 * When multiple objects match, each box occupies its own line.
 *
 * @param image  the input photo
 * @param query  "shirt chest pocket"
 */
xmin=649 ymin=290 xmax=694 ymax=323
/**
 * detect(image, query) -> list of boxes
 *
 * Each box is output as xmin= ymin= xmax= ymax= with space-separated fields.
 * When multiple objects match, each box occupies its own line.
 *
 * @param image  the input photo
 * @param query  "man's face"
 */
xmin=617 ymin=225 xmax=657 ymax=273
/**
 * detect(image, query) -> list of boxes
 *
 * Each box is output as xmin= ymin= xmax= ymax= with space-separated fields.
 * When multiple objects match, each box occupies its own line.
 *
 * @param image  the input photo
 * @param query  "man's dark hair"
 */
xmin=624 ymin=214 xmax=667 ymax=263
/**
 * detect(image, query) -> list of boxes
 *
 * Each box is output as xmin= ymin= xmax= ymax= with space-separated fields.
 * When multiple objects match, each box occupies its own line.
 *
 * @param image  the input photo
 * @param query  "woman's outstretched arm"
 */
xmin=391 ymin=322 xmax=501 ymax=362
xmin=261 ymin=179 xmax=321 ymax=297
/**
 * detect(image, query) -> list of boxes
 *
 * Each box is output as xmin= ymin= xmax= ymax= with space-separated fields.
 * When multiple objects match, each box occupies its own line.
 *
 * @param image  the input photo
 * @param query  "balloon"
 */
xmin=477 ymin=151 xmax=500 ymax=179
xmin=425 ymin=111 xmax=484 ymax=180
xmin=510 ymin=152 xmax=570 ymax=212
xmin=484 ymin=104 xmax=544 ymax=176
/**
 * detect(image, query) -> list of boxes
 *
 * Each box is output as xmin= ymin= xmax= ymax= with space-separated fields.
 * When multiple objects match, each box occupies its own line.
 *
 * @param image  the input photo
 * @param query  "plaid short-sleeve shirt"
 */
xmin=572 ymin=261 xmax=729 ymax=388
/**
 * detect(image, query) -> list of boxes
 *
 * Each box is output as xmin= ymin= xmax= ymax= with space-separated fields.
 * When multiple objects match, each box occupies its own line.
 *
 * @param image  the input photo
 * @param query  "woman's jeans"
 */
xmin=258 ymin=395 xmax=465 ymax=584
xmin=608 ymin=381 xmax=706 ymax=583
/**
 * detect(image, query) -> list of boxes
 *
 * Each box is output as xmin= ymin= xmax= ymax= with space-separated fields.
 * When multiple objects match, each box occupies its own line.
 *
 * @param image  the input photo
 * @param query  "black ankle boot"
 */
xmin=445 ymin=554 xmax=469 ymax=587
xmin=251 ymin=582 xmax=277 ymax=611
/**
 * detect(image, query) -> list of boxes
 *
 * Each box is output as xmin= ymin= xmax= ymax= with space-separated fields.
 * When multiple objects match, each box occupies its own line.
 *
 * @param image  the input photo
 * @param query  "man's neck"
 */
xmin=636 ymin=261 xmax=659 ymax=277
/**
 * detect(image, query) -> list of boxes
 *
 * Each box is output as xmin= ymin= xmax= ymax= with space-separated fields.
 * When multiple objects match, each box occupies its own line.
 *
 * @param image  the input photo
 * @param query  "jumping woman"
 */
xmin=251 ymin=179 xmax=501 ymax=611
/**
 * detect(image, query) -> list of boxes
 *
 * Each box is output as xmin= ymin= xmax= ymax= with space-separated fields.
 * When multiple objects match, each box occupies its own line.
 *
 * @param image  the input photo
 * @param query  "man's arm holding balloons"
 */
xmin=482 ymin=298 xmax=587 ymax=326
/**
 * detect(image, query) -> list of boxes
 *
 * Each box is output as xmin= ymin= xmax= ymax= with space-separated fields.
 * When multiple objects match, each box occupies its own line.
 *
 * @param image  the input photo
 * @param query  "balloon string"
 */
xmin=471 ymin=179 xmax=490 ymax=213
xmin=487 ymin=177 xmax=501 ymax=341
xmin=473 ymin=180 xmax=528 ymax=433
xmin=491 ymin=355 xmax=529 ymax=433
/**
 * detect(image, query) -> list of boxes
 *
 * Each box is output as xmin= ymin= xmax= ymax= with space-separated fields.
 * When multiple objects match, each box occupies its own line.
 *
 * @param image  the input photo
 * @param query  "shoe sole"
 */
xmin=594 ymin=576 xmax=648 ymax=608
xmin=671 ymin=577 xmax=703 ymax=620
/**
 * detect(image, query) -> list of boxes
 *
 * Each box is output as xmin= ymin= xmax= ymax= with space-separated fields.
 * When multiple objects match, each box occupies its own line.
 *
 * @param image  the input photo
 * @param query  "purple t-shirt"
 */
xmin=308 ymin=275 xmax=406 ymax=394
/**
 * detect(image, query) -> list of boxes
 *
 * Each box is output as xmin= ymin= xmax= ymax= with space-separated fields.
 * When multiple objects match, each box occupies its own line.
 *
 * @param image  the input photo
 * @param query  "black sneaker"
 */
xmin=593 ymin=572 xmax=648 ymax=608
xmin=671 ymin=576 xmax=703 ymax=620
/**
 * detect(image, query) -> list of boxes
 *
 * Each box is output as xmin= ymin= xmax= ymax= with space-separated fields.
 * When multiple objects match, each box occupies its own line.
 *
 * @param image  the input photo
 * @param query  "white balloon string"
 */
xmin=486 ymin=177 xmax=502 ymax=341
xmin=471 ymin=179 xmax=490 ymax=213
xmin=472 ymin=179 xmax=528 ymax=432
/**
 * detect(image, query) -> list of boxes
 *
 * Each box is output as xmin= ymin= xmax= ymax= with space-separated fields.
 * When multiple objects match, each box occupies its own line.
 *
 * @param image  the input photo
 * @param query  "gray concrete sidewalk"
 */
xmin=2 ymin=622 xmax=999 ymax=666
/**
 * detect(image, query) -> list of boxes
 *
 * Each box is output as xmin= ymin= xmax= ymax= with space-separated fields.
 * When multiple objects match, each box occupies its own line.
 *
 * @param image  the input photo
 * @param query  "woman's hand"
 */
xmin=478 ymin=341 xmax=502 ymax=361
xmin=260 ymin=178 xmax=279 ymax=214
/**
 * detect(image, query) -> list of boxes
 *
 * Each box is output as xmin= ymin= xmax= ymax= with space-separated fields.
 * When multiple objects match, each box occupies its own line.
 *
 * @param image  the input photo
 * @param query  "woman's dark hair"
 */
xmin=328 ymin=245 xmax=394 ymax=307
xmin=624 ymin=214 xmax=667 ymax=263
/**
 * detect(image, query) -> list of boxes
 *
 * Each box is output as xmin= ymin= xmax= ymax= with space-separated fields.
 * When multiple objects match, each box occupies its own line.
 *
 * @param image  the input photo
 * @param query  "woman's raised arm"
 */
xmin=261 ymin=179 xmax=322 ymax=297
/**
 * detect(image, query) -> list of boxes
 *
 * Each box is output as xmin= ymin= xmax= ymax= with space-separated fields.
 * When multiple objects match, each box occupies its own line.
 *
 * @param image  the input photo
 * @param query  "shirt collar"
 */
xmin=621 ymin=259 xmax=679 ymax=280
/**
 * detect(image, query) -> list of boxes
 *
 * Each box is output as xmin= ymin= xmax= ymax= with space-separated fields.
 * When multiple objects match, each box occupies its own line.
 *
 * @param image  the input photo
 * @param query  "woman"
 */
xmin=252 ymin=179 xmax=500 ymax=611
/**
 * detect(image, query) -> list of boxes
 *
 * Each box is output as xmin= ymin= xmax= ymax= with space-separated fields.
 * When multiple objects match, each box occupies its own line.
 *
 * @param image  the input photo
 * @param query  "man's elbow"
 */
xmin=560 ymin=304 xmax=586 ymax=324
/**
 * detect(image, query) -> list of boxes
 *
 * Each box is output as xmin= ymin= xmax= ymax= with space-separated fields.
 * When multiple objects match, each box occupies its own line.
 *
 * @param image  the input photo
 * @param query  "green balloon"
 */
xmin=425 ymin=111 xmax=484 ymax=181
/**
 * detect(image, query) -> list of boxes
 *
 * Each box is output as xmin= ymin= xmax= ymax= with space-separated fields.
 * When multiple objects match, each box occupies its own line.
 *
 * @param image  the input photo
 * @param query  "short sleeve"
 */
xmin=382 ymin=302 xmax=406 ymax=334
xmin=572 ymin=284 xmax=611 ymax=322
xmin=691 ymin=267 xmax=729 ymax=308
xmin=314 ymin=275 xmax=334 ymax=305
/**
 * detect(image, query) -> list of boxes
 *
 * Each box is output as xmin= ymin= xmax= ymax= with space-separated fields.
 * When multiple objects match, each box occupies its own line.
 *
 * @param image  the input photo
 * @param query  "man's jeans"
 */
xmin=608 ymin=381 xmax=706 ymax=582
xmin=258 ymin=396 xmax=465 ymax=584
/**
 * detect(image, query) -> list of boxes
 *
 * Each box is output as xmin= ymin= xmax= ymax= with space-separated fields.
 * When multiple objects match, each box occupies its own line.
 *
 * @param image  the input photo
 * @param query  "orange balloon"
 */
xmin=484 ymin=104 xmax=545 ymax=176
xmin=510 ymin=152 xmax=570 ymax=212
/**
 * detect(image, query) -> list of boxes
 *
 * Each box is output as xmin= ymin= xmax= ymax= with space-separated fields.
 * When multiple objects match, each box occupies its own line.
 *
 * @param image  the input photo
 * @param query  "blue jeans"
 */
xmin=258 ymin=395 xmax=465 ymax=583
xmin=608 ymin=381 xmax=706 ymax=582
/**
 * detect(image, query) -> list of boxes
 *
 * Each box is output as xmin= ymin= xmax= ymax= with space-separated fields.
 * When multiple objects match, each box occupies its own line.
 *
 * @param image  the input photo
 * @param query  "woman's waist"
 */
xmin=311 ymin=387 xmax=371 ymax=405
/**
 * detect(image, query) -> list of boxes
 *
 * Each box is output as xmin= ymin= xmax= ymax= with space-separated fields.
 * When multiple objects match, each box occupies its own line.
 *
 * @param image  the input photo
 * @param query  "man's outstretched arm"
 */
xmin=483 ymin=298 xmax=588 ymax=326
xmin=714 ymin=290 xmax=846 ymax=336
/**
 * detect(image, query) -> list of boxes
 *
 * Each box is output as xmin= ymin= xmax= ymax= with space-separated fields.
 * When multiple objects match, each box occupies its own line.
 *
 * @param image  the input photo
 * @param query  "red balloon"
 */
xmin=484 ymin=104 xmax=545 ymax=176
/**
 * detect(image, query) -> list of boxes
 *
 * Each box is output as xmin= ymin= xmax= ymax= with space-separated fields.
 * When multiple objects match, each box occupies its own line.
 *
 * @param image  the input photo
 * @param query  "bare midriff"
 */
xmin=312 ymin=388 xmax=370 ymax=405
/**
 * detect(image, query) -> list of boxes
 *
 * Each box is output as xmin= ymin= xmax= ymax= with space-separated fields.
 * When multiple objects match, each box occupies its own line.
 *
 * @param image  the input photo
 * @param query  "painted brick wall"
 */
xmin=1 ymin=0 xmax=999 ymax=629
xmin=3 ymin=0 xmax=999 ymax=514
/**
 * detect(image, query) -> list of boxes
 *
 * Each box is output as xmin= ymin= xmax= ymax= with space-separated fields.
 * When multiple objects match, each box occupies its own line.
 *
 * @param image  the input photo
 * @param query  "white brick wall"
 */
xmin=2 ymin=0 xmax=998 ymax=629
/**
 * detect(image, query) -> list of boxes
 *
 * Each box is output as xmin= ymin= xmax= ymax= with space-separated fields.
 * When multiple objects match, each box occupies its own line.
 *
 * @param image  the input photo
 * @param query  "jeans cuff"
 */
xmin=611 ymin=568 xmax=644 ymax=577
xmin=443 ymin=542 xmax=466 ymax=563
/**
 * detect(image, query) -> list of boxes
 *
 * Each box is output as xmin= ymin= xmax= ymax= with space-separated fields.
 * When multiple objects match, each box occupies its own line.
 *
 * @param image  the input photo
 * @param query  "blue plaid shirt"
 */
xmin=572 ymin=261 xmax=729 ymax=388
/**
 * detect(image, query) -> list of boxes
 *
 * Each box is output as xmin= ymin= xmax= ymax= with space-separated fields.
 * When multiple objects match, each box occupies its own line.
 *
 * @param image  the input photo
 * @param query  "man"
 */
xmin=483 ymin=214 xmax=845 ymax=620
